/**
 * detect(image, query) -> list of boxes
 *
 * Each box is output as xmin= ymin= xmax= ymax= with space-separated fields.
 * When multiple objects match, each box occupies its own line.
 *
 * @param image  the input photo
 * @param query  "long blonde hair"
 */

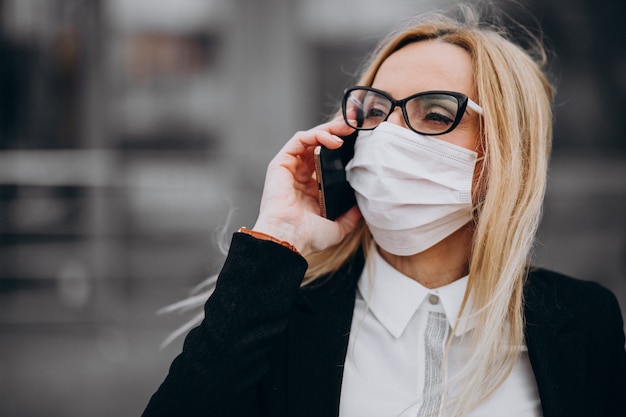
xmin=307 ymin=6 xmax=553 ymax=416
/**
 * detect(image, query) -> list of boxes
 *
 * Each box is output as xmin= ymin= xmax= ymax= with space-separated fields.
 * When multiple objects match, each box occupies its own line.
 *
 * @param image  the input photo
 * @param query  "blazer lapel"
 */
xmin=286 ymin=251 xmax=364 ymax=417
xmin=524 ymin=270 xmax=586 ymax=417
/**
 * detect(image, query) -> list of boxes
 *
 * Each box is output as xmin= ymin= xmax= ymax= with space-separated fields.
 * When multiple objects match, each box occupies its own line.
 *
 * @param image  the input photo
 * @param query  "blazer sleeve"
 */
xmin=603 ymin=289 xmax=626 ymax=417
xmin=141 ymin=232 xmax=308 ymax=417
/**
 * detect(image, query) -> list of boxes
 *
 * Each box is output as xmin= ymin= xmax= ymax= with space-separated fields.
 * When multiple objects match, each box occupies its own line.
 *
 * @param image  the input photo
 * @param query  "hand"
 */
xmin=252 ymin=118 xmax=362 ymax=256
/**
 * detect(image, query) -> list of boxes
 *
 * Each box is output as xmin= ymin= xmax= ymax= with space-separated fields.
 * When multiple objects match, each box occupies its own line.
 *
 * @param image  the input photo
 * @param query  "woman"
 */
xmin=142 ymin=7 xmax=626 ymax=417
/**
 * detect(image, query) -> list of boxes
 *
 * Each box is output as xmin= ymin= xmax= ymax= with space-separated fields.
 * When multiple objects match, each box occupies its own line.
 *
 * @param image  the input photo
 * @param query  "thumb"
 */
xmin=310 ymin=205 xmax=362 ymax=254
xmin=335 ymin=205 xmax=362 ymax=238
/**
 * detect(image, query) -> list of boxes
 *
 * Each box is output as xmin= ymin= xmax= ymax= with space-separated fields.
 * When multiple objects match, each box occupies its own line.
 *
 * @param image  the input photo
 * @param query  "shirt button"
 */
xmin=428 ymin=294 xmax=439 ymax=305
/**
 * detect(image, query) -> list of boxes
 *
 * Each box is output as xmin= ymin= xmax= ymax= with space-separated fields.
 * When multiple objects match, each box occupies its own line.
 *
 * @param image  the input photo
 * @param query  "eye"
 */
xmin=363 ymin=96 xmax=390 ymax=121
xmin=406 ymin=95 xmax=459 ymax=133
xmin=423 ymin=106 xmax=455 ymax=125
xmin=365 ymin=106 xmax=387 ymax=119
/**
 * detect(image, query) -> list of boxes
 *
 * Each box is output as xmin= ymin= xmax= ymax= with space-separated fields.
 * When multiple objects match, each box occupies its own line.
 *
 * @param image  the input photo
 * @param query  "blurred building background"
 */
xmin=0 ymin=0 xmax=624 ymax=416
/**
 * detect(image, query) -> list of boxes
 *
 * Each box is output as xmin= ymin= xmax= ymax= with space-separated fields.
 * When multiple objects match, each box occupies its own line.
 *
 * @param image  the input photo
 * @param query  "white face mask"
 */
xmin=345 ymin=122 xmax=479 ymax=256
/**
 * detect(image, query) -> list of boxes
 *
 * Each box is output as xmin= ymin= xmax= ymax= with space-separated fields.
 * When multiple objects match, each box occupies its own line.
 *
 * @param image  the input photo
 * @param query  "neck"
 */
xmin=377 ymin=223 xmax=473 ymax=289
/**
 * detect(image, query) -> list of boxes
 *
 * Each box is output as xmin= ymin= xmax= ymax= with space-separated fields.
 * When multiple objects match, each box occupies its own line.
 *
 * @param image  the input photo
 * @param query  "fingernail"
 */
xmin=333 ymin=135 xmax=344 ymax=143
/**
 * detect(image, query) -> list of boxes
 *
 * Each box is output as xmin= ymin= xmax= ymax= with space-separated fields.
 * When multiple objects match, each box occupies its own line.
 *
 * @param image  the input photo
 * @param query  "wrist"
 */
xmin=238 ymin=226 xmax=301 ymax=255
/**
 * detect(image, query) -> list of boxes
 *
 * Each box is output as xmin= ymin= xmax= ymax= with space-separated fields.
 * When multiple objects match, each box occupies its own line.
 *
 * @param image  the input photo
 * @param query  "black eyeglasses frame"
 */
xmin=341 ymin=86 xmax=483 ymax=136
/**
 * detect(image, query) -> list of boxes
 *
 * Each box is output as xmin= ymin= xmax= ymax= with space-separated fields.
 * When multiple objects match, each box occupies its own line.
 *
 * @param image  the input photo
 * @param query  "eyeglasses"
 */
xmin=342 ymin=86 xmax=483 ymax=136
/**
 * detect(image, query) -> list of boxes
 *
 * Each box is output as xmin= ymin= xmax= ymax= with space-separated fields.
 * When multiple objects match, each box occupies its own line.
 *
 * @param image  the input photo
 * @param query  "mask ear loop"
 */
xmin=471 ymin=152 xmax=487 ymax=218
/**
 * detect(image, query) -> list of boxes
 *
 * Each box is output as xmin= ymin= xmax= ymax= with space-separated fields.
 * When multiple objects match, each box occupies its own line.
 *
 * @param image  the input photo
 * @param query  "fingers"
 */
xmin=281 ymin=118 xmax=354 ymax=157
xmin=345 ymin=107 xmax=359 ymax=125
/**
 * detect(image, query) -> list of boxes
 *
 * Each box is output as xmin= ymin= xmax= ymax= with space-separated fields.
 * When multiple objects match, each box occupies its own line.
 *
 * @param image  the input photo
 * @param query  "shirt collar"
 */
xmin=357 ymin=244 xmax=475 ymax=338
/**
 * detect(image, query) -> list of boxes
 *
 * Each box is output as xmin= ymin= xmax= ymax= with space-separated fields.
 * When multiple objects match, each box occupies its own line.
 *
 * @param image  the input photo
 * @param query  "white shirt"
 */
xmin=338 ymin=246 xmax=543 ymax=417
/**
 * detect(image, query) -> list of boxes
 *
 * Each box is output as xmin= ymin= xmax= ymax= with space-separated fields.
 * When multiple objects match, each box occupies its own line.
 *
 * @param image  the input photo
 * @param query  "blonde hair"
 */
xmin=164 ymin=5 xmax=554 ymax=415
xmin=307 ymin=5 xmax=553 ymax=416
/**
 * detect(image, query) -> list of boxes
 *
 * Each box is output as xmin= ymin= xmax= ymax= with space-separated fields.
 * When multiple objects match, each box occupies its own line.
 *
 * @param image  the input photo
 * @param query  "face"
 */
xmin=371 ymin=40 xmax=481 ymax=153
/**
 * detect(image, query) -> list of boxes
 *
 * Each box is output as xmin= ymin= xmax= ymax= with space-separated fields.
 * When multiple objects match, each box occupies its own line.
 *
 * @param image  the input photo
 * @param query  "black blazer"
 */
xmin=142 ymin=233 xmax=626 ymax=417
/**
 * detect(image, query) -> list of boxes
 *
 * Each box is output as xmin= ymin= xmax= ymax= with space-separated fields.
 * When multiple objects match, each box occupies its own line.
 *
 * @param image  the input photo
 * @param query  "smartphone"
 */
xmin=313 ymin=132 xmax=357 ymax=220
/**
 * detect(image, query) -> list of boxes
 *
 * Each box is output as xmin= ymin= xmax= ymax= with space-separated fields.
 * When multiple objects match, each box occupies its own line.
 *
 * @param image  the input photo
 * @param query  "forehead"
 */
xmin=372 ymin=40 xmax=475 ymax=98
